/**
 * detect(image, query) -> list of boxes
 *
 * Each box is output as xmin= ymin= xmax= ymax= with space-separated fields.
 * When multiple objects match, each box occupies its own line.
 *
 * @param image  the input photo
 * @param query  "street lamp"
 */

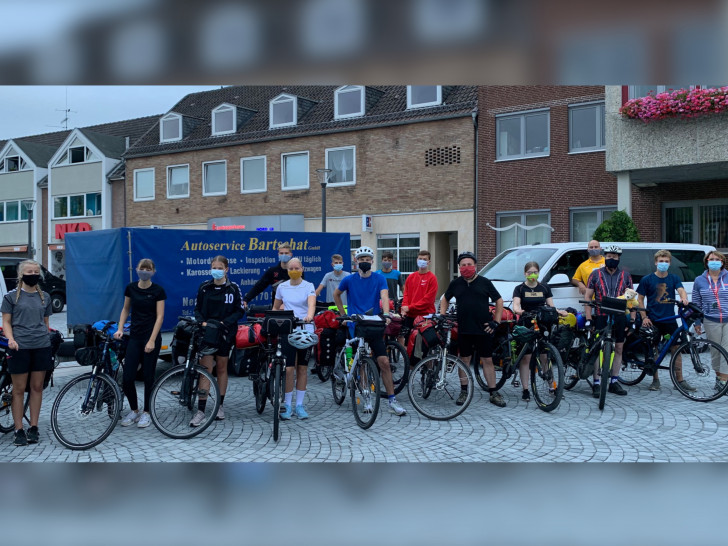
xmin=22 ymin=200 xmax=36 ymax=260
xmin=316 ymin=168 xmax=332 ymax=233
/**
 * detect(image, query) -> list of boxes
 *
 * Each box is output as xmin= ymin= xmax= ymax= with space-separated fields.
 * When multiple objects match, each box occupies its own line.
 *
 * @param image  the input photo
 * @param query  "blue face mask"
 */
xmin=381 ymin=261 xmax=392 ymax=270
xmin=656 ymin=262 xmax=670 ymax=273
xmin=279 ymin=254 xmax=292 ymax=263
xmin=417 ymin=259 xmax=428 ymax=269
xmin=333 ymin=264 xmax=344 ymax=272
xmin=708 ymin=260 xmax=723 ymax=271
xmin=211 ymin=269 xmax=225 ymax=280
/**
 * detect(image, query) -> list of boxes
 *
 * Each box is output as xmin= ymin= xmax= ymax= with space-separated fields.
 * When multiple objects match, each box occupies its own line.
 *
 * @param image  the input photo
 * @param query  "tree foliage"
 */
xmin=592 ymin=210 xmax=641 ymax=242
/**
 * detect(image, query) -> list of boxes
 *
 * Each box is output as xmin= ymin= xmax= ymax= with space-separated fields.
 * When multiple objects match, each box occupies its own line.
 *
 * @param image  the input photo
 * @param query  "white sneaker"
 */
xmin=189 ymin=410 xmax=206 ymax=427
xmin=215 ymin=406 xmax=225 ymax=421
xmin=137 ymin=412 xmax=152 ymax=428
xmin=388 ymin=399 xmax=407 ymax=416
xmin=120 ymin=410 xmax=141 ymax=427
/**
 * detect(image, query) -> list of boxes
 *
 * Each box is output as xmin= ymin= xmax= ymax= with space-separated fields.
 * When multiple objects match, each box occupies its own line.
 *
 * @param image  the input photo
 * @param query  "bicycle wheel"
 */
xmin=150 ymin=365 xmax=220 ymax=439
xmin=670 ymin=338 xmax=728 ymax=402
xmin=408 ymin=354 xmax=474 ymax=420
xmin=563 ymin=334 xmax=585 ymax=391
xmin=317 ymin=363 xmax=333 ymax=382
xmin=331 ymin=350 xmax=347 ymax=405
xmin=530 ymin=342 xmax=565 ymax=413
xmin=477 ymin=342 xmax=510 ymax=391
xmin=0 ymin=378 xmax=14 ymax=434
xmin=51 ymin=372 xmax=121 ymax=450
xmin=380 ymin=340 xmax=410 ymax=397
xmin=253 ymin=376 xmax=267 ymax=414
xmin=619 ymin=338 xmax=649 ymax=386
xmin=598 ymin=343 xmax=612 ymax=411
xmin=273 ymin=363 xmax=281 ymax=441
xmin=351 ymin=356 xmax=380 ymax=429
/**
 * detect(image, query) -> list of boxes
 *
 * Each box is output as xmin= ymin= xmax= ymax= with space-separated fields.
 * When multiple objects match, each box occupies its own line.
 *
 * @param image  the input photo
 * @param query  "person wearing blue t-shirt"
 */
xmin=378 ymin=251 xmax=404 ymax=303
xmin=636 ymin=250 xmax=691 ymax=392
xmin=334 ymin=246 xmax=407 ymax=416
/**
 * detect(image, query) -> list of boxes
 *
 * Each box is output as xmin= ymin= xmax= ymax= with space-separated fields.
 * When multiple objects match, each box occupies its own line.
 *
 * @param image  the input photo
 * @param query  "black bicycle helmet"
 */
xmin=639 ymin=323 xmax=659 ymax=342
xmin=457 ymin=251 xmax=477 ymax=264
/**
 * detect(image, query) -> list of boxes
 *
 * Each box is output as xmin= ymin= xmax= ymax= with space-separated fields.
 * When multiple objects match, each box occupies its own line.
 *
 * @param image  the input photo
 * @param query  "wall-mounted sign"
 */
xmin=208 ymin=214 xmax=304 ymax=232
xmin=362 ymin=214 xmax=373 ymax=232
xmin=55 ymin=222 xmax=92 ymax=240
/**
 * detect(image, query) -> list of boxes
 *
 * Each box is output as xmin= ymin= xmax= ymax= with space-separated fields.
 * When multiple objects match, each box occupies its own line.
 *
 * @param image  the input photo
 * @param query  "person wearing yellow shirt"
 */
xmin=572 ymin=240 xmax=605 ymax=295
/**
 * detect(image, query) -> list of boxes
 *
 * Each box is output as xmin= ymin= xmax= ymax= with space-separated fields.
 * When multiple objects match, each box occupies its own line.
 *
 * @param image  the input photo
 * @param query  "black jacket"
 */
xmin=194 ymin=279 xmax=244 ymax=332
xmin=243 ymin=263 xmax=305 ymax=304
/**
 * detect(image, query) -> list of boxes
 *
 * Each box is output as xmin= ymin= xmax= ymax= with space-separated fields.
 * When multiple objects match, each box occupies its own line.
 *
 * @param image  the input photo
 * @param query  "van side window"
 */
xmin=620 ymin=249 xmax=651 ymax=283
xmin=544 ymin=250 xmax=588 ymax=283
xmin=669 ymin=250 xmax=706 ymax=282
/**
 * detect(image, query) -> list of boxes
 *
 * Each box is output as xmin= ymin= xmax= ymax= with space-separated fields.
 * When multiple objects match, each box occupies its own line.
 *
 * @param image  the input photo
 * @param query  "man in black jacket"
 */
xmin=243 ymin=243 xmax=301 ymax=309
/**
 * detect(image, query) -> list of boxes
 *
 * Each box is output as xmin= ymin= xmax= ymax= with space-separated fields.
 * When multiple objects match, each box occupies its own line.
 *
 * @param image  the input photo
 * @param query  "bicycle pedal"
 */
xmin=513 ymin=380 xmax=520 ymax=388
xmin=170 ymin=390 xmax=180 ymax=395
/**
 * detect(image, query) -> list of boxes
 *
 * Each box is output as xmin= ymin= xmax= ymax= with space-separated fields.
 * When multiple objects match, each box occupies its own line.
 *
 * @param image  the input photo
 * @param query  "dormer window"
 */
xmin=52 ymin=137 xmax=100 ymax=167
xmin=212 ymin=104 xmax=236 ymax=136
xmin=0 ymin=146 xmax=29 ymax=173
xmin=270 ymin=94 xmax=297 ymax=128
xmin=407 ymin=85 xmax=442 ymax=109
xmin=160 ymin=113 xmax=183 ymax=142
xmin=334 ymin=85 xmax=365 ymax=119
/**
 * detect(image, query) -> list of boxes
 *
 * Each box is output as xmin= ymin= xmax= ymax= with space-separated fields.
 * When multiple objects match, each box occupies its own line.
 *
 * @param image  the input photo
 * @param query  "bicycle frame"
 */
xmin=81 ymin=326 xmax=122 ymax=415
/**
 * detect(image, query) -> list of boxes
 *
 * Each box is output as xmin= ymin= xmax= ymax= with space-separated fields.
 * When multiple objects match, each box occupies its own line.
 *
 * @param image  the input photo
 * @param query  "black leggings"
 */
xmin=122 ymin=335 xmax=161 ymax=412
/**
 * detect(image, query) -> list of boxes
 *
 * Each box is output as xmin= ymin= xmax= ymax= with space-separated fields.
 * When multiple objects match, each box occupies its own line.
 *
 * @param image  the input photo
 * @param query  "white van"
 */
xmin=478 ymin=242 xmax=715 ymax=311
xmin=0 ymin=272 xmax=6 ymax=301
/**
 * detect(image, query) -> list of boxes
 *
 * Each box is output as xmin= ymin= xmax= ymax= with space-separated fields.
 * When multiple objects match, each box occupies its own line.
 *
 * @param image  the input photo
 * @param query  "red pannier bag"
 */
xmin=235 ymin=323 xmax=265 ymax=349
xmin=407 ymin=316 xmax=441 ymax=360
xmin=384 ymin=315 xmax=402 ymax=336
xmin=314 ymin=309 xmax=340 ymax=330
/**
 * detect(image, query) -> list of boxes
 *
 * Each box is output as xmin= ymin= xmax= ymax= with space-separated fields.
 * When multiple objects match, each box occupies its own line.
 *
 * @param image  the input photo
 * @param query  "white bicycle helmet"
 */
xmin=288 ymin=328 xmax=319 ymax=349
xmin=354 ymin=246 xmax=374 ymax=259
xmin=603 ymin=244 xmax=623 ymax=255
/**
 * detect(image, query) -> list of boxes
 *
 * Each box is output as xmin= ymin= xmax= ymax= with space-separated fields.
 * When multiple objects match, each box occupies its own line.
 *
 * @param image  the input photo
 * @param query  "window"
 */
xmin=54 ymin=197 xmax=68 ymax=219
xmin=70 ymin=195 xmax=85 ymax=217
xmin=570 ymin=206 xmax=616 ymax=241
xmin=628 ymin=85 xmax=694 ymax=99
xmin=407 ymin=85 xmax=442 ymax=108
xmin=496 ymin=210 xmax=551 ymax=253
xmin=241 ymin=156 xmax=266 ymax=193
xmin=664 ymin=200 xmax=728 ymax=249
xmin=281 ymin=152 xmax=309 ymax=190
xmin=270 ymin=94 xmax=297 ymax=128
xmin=350 ymin=235 xmax=361 ymax=272
xmin=52 ymin=193 xmax=101 ymax=219
xmin=496 ymin=109 xmax=550 ymax=160
xmin=0 ymin=201 xmax=30 ymax=222
xmin=203 ymin=161 xmax=227 ymax=196
xmin=167 ymin=164 xmax=189 ymax=198
xmin=334 ymin=85 xmax=364 ymax=119
xmin=0 ymin=147 xmax=29 ymax=173
xmin=86 ymin=193 xmax=101 ymax=216
xmin=569 ymin=102 xmax=605 ymax=153
xmin=325 ymin=146 xmax=355 ymax=185
xmin=134 ymin=168 xmax=155 ymax=201
xmin=377 ymin=233 xmax=420 ymax=290
xmin=52 ymin=137 xmax=100 ymax=166
xmin=212 ymin=104 xmax=236 ymax=136
xmin=160 ymin=113 xmax=182 ymax=142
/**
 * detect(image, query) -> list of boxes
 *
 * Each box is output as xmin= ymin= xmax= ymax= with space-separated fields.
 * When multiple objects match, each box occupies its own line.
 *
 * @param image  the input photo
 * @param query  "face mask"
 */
xmin=459 ymin=265 xmax=476 ymax=278
xmin=288 ymin=270 xmax=302 ymax=280
xmin=588 ymin=249 xmax=601 ymax=257
xmin=708 ymin=260 xmax=723 ymax=271
xmin=417 ymin=259 xmax=428 ymax=269
xmin=333 ymin=264 xmax=344 ymax=272
xmin=526 ymin=272 xmax=539 ymax=281
xmin=656 ymin=262 xmax=670 ymax=273
xmin=358 ymin=262 xmax=372 ymax=273
xmin=22 ymin=274 xmax=40 ymax=287
xmin=605 ymin=258 xmax=620 ymax=269
xmin=211 ymin=269 xmax=225 ymax=280
xmin=381 ymin=261 xmax=392 ymax=270
xmin=279 ymin=254 xmax=292 ymax=263
xmin=137 ymin=270 xmax=154 ymax=281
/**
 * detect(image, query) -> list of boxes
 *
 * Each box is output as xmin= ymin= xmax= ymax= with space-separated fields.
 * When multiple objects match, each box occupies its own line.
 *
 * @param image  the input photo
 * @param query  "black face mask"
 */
xmin=605 ymin=258 xmax=620 ymax=269
xmin=22 ymin=274 xmax=41 ymax=287
xmin=358 ymin=262 xmax=372 ymax=273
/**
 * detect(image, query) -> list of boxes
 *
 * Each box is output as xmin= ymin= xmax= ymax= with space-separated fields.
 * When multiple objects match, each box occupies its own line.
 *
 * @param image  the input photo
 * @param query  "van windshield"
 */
xmin=479 ymin=248 xmax=558 ymax=281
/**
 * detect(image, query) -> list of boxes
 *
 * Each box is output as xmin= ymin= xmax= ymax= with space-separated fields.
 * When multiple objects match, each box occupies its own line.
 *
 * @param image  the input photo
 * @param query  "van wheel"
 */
xmin=51 ymin=293 xmax=65 ymax=313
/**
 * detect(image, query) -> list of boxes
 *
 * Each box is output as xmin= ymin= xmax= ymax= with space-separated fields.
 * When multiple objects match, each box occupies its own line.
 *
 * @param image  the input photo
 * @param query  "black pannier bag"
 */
xmin=75 ymin=346 xmax=101 ymax=367
xmin=73 ymin=324 xmax=94 ymax=349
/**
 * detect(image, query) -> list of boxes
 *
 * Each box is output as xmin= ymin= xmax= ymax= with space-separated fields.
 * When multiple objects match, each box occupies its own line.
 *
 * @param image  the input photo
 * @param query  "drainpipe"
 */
xmin=471 ymin=107 xmax=479 ymax=256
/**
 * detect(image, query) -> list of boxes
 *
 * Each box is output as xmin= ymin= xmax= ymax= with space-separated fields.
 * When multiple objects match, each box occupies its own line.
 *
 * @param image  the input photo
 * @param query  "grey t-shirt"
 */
xmin=319 ymin=271 xmax=350 ymax=304
xmin=1 ymin=289 xmax=52 ymax=349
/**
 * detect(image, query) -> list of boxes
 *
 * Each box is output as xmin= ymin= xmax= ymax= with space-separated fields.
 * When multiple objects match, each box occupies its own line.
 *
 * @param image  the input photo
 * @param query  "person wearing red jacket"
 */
xmin=400 ymin=250 xmax=438 ymax=340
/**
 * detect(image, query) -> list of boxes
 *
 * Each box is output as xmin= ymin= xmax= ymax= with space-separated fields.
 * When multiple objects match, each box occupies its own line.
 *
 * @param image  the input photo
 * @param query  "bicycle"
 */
xmin=330 ymin=315 xmax=383 ymax=429
xmin=619 ymin=300 xmax=728 ymax=402
xmin=50 ymin=321 xmax=127 ymax=450
xmin=149 ymin=316 xmax=221 ymax=439
xmin=407 ymin=314 xmax=474 ymax=420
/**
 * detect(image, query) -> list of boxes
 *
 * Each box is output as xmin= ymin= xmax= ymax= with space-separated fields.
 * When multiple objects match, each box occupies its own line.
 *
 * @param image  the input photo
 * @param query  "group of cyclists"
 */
xmin=2 ymin=236 xmax=728 ymax=447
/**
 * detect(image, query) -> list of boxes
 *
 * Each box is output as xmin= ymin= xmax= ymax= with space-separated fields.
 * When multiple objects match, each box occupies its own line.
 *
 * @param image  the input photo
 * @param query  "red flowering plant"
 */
xmin=620 ymin=87 xmax=728 ymax=122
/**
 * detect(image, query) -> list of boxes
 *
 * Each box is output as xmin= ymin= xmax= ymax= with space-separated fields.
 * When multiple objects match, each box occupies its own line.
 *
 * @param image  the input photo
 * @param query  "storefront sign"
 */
xmin=207 ymin=214 xmax=304 ymax=232
xmin=55 ymin=222 xmax=92 ymax=240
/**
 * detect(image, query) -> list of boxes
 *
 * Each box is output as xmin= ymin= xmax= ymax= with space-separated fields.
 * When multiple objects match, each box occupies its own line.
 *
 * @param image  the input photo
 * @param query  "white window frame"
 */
xmin=166 ymin=164 xmax=190 ymax=199
xmin=376 ymin=233 xmax=421 ymax=289
xmin=240 ymin=156 xmax=267 ymax=194
xmin=628 ymin=85 xmax=696 ymax=99
xmin=52 ymin=193 xmax=102 ymax=220
xmin=568 ymin=101 xmax=605 ymax=154
xmin=334 ymin=85 xmax=365 ymax=119
xmin=212 ymin=104 xmax=236 ymax=136
xmin=495 ymin=209 xmax=552 ymax=253
xmin=495 ymin=108 xmax=550 ymax=162
xmin=407 ymin=85 xmax=442 ymax=109
xmin=325 ymin=145 xmax=356 ymax=186
xmin=0 ymin=153 xmax=28 ymax=174
xmin=133 ymin=168 xmax=155 ymax=202
xmin=350 ymin=235 xmax=362 ymax=272
xmin=160 ymin=113 xmax=183 ymax=143
xmin=202 ymin=160 xmax=227 ymax=196
xmin=269 ymin=93 xmax=297 ymax=129
xmin=281 ymin=151 xmax=309 ymax=191
xmin=569 ymin=206 xmax=616 ymax=241
xmin=52 ymin=137 xmax=100 ymax=167
xmin=0 ymin=200 xmax=30 ymax=223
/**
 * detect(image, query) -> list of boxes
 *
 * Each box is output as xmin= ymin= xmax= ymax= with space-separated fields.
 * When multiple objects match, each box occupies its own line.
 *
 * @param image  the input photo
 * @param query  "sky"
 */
xmin=0 ymin=86 xmax=221 ymax=141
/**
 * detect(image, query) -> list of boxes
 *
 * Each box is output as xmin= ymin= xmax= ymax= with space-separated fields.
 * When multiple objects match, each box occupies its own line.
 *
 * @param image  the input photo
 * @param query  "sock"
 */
xmin=488 ymin=388 xmax=496 ymax=394
xmin=461 ymin=385 xmax=468 ymax=392
xmin=611 ymin=376 xmax=619 ymax=384
xmin=198 ymin=399 xmax=207 ymax=412
xmin=593 ymin=379 xmax=600 ymax=385
xmin=388 ymin=394 xmax=395 ymax=403
xmin=220 ymin=394 xmax=225 ymax=406
xmin=285 ymin=391 xmax=293 ymax=406
xmin=296 ymin=390 xmax=306 ymax=406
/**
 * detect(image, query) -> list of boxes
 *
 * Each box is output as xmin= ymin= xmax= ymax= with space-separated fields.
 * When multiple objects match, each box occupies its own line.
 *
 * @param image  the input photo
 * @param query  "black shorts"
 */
xmin=594 ymin=314 xmax=628 ymax=343
xmin=654 ymin=320 xmax=682 ymax=343
xmin=7 ymin=346 xmax=53 ymax=375
xmin=364 ymin=335 xmax=387 ymax=359
xmin=457 ymin=333 xmax=494 ymax=359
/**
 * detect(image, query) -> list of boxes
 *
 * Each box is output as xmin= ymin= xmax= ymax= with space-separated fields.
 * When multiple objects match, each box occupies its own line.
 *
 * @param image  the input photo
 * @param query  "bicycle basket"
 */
xmin=682 ymin=302 xmax=704 ymax=323
xmin=512 ymin=325 xmax=536 ymax=344
xmin=599 ymin=296 xmax=627 ymax=316
xmin=75 ymin=346 xmax=101 ymax=367
xmin=536 ymin=306 xmax=559 ymax=328
xmin=262 ymin=310 xmax=295 ymax=337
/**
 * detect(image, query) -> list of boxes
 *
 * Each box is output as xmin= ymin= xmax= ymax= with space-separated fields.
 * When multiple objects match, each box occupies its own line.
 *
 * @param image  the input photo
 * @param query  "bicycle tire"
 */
xmin=273 ymin=363 xmax=281 ymax=441
xmin=407 ymin=353 xmax=474 ymax=421
xmin=253 ymin=377 xmax=267 ymax=414
xmin=471 ymin=349 xmax=487 ymax=391
xmin=351 ymin=356 xmax=380 ymax=429
xmin=0 ymin=377 xmax=15 ymax=434
xmin=331 ymin=350 xmax=347 ymax=405
xmin=670 ymin=338 xmax=728 ymax=402
xmin=51 ymin=372 xmax=121 ymax=450
xmin=530 ymin=342 xmax=565 ymax=413
xmin=619 ymin=338 xmax=649 ymax=386
xmin=380 ymin=340 xmax=410 ymax=397
xmin=317 ymin=364 xmax=333 ymax=382
xmin=150 ymin=365 xmax=220 ymax=439
xmin=563 ymin=334 xmax=585 ymax=391
xmin=598 ymin=343 xmax=612 ymax=411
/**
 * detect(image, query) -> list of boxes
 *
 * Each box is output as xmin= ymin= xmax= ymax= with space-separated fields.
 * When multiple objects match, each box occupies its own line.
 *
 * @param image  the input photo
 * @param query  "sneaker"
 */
xmin=281 ymin=404 xmax=292 ymax=420
xmin=648 ymin=378 xmax=661 ymax=391
xmin=189 ymin=410 xmax=206 ymax=427
xmin=295 ymin=405 xmax=309 ymax=419
xmin=27 ymin=426 xmax=39 ymax=444
xmin=715 ymin=378 xmax=727 ymax=394
xmin=120 ymin=410 xmax=141 ymax=427
xmin=678 ymin=379 xmax=697 ymax=392
xmin=489 ymin=391 xmax=506 ymax=407
xmin=456 ymin=390 xmax=469 ymax=406
xmin=215 ymin=405 xmax=225 ymax=421
xmin=608 ymin=381 xmax=627 ymax=396
xmin=14 ymin=429 xmax=27 ymax=447
xmin=388 ymin=399 xmax=407 ymax=416
xmin=137 ymin=412 xmax=152 ymax=428
xmin=521 ymin=390 xmax=531 ymax=402
xmin=592 ymin=383 xmax=600 ymax=398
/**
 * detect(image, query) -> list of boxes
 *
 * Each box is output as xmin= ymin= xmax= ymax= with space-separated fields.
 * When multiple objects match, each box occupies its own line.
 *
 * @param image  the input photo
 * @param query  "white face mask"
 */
xmin=417 ymin=259 xmax=428 ymax=268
